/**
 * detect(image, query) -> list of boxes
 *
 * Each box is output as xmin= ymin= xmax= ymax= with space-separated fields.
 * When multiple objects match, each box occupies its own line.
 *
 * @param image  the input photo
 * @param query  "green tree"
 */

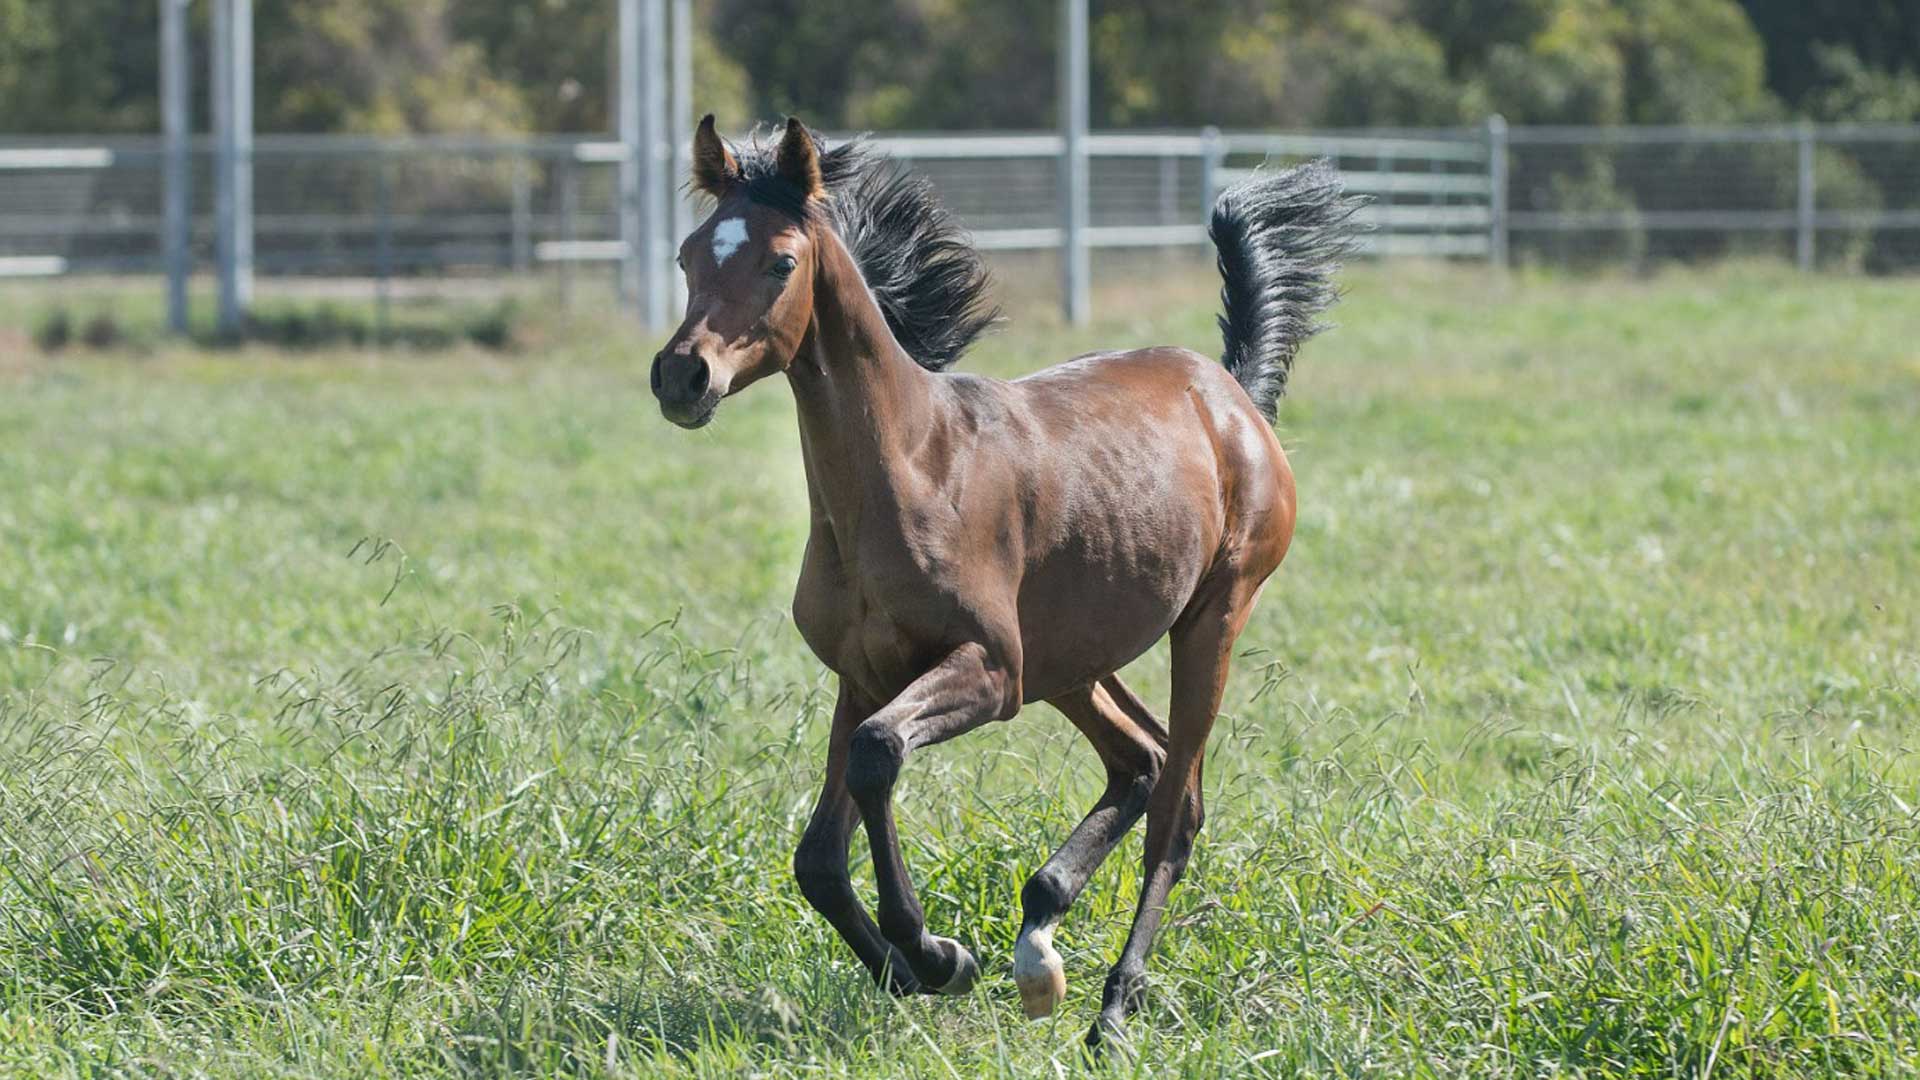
xmin=1311 ymin=10 xmax=1477 ymax=127
xmin=1806 ymin=44 xmax=1920 ymax=123
xmin=1619 ymin=0 xmax=1774 ymax=124
xmin=899 ymin=0 xmax=1054 ymax=129
xmin=0 ymin=0 xmax=159 ymax=133
xmin=1409 ymin=0 xmax=1557 ymax=73
xmin=253 ymin=0 xmax=528 ymax=134
xmin=451 ymin=1 xmax=750 ymax=133
xmin=1740 ymin=0 xmax=1920 ymax=110
xmin=709 ymin=0 xmax=927 ymax=128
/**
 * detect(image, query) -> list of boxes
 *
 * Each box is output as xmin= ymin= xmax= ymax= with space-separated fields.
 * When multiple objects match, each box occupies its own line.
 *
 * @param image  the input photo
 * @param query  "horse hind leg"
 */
xmin=1015 ymin=676 xmax=1167 ymax=1018
xmin=1090 ymin=578 xmax=1258 ymax=1049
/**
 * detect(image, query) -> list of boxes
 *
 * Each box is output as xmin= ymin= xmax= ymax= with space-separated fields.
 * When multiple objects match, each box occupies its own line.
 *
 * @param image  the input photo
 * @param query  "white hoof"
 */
xmin=1013 ymin=926 xmax=1067 ymax=1019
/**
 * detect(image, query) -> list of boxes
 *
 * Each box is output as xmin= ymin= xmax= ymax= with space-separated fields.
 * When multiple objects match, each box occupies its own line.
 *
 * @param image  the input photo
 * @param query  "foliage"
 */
xmin=1617 ymin=0 xmax=1774 ymax=124
xmin=3 ymin=1 xmax=1917 ymax=137
xmin=1739 ymin=0 xmax=1920 ymax=110
xmin=1807 ymin=44 xmax=1920 ymax=124
xmin=253 ymin=0 xmax=529 ymax=135
xmin=1307 ymin=10 xmax=1477 ymax=128
xmin=0 ymin=0 xmax=160 ymax=133
xmin=2 ymin=265 xmax=1919 ymax=1075
xmin=1476 ymin=3 xmax=1627 ymax=126
xmin=452 ymin=0 xmax=751 ymax=132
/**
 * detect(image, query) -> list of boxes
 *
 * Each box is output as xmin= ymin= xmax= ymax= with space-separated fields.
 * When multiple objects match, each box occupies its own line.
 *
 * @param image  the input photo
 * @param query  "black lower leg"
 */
xmin=847 ymin=721 xmax=977 ymax=991
xmin=1089 ymin=777 xmax=1203 ymax=1047
xmin=1020 ymin=765 xmax=1156 ymax=931
xmin=840 ymin=643 xmax=1015 ymax=994
xmin=1024 ymin=682 xmax=1166 ymax=931
xmin=793 ymin=808 xmax=922 ymax=994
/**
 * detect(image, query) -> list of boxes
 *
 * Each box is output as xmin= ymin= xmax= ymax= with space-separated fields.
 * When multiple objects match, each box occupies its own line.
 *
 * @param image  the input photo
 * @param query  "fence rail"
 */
xmin=3 ymin=121 xmax=1918 ymax=318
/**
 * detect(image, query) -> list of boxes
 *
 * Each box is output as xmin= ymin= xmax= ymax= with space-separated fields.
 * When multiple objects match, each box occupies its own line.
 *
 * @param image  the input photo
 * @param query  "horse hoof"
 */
xmin=1084 ymin=1011 xmax=1129 ymax=1053
xmin=1012 ymin=928 xmax=1066 ymax=1019
xmin=880 ymin=947 xmax=924 ymax=995
xmin=933 ymin=938 xmax=979 ymax=994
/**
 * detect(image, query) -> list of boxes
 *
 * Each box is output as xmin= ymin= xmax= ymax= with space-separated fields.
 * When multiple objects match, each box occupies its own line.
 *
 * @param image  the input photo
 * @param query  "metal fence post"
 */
xmin=213 ymin=0 xmax=254 ymax=336
xmin=376 ymin=154 xmax=393 ymax=343
xmin=617 ymin=0 xmax=669 ymax=328
xmin=1158 ymin=153 xmax=1177 ymax=224
xmin=1058 ymin=0 xmax=1089 ymax=325
xmin=1796 ymin=121 xmax=1816 ymax=272
xmin=639 ymin=0 xmax=670 ymax=329
xmin=511 ymin=156 xmax=532 ymax=274
xmin=1199 ymin=125 xmax=1222 ymax=220
xmin=558 ymin=157 xmax=577 ymax=310
xmin=1486 ymin=114 xmax=1509 ymax=271
xmin=1377 ymin=147 xmax=1396 ymax=236
xmin=160 ymin=0 xmax=191 ymax=335
xmin=670 ymin=0 xmax=693 ymax=318
xmin=618 ymin=0 xmax=641 ymax=315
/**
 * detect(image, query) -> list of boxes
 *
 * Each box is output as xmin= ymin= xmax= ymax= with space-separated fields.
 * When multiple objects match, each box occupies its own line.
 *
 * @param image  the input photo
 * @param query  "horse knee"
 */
xmin=1115 ymin=749 xmax=1164 ymax=809
xmin=845 ymin=722 xmax=906 ymax=805
xmin=1184 ymin=785 xmax=1205 ymax=838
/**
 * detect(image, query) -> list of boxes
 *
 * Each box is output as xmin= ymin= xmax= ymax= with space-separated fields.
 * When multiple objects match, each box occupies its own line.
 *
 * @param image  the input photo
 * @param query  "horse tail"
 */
xmin=1208 ymin=159 xmax=1361 ymax=422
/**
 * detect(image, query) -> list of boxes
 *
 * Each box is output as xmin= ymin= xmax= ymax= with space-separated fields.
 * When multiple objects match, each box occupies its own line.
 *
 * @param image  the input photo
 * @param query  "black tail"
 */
xmin=1208 ymin=160 xmax=1362 ymax=421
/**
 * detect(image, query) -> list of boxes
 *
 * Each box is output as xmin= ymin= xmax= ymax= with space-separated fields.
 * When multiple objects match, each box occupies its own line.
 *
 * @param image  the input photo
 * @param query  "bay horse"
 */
xmin=652 ymin=116 xmax=1357 ymax=1047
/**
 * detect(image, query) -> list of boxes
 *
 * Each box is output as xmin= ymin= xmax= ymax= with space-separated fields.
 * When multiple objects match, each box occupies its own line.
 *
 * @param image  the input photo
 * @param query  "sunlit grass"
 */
xmin=2 ymin=261 xmax=1918 ymax=1076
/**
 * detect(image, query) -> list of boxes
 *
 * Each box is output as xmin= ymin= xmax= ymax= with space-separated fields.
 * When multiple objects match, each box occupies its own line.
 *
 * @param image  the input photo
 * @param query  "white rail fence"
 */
xmin=3 ymin=122 xmax=1918 ymax=313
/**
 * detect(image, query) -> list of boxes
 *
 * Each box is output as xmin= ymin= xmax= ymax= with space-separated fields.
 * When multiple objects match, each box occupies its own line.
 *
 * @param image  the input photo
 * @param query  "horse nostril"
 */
xmin=685 ymin=360 xmax=710 ymax=398
xmin=649 ymin=352 xmax=665 ymax=394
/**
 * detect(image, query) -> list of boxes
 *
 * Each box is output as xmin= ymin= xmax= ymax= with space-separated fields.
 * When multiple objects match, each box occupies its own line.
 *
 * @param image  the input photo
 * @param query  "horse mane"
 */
xmin=726 ymin=131 xmax=999 ymax=372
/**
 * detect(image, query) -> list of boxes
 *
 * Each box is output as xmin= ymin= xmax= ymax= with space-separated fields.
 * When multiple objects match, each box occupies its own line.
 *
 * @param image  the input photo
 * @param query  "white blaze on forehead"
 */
xmin=711 ymin=217 xmax=748 ymax=266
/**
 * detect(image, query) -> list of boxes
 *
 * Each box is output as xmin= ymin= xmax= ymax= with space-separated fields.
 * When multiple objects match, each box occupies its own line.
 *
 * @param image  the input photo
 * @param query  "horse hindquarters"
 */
xmin=1088 ymin=390 xmax=1293 ymax=1046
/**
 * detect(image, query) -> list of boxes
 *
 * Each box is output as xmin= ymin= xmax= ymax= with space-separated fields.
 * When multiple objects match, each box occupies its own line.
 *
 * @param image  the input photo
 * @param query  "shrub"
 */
xmin=33 ymin=308 xmax=72 ymax=353
xmin=463 ymin=302 xmax=518 ymax=350
xmin=80 ymin=313 xmax=123 ymax=350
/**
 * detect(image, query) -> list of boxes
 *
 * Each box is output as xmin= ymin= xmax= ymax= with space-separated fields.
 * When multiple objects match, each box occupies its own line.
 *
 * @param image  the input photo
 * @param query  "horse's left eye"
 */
xmin=769 ymin=256 xmax=797 ymax=280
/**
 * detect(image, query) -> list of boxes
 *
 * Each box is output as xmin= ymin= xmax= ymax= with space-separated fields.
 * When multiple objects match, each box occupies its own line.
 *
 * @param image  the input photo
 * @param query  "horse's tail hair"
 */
xmin=1208 ymin=159 xmax=1362 ymax=422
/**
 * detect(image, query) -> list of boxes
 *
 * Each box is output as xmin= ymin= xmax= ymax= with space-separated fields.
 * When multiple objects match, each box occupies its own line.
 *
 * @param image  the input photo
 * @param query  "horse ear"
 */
xmin=691 ymin=114 xmax=738 ymax=197
xmin=775 ymin=117 xmax=824 ymax=201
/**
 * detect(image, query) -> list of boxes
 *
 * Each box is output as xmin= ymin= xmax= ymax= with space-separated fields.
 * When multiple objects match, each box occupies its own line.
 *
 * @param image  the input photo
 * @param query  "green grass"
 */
xmin=2 ymin=262 xmax=1918 ymax=1077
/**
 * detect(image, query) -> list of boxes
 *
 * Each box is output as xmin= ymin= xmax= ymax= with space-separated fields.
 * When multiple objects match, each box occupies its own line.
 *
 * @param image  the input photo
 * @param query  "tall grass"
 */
xmin=2 ymin=263 xmax=1918 ymax=1076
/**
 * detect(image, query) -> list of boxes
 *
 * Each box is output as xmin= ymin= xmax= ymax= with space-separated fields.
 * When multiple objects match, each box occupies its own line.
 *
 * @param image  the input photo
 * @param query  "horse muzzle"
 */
xmin=651 ymin=351 xmax=721 ymax=429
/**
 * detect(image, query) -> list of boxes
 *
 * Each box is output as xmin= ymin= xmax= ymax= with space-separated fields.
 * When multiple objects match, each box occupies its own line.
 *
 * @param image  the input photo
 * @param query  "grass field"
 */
xmin=3 ymin=262 xmax=1919 ymax=1077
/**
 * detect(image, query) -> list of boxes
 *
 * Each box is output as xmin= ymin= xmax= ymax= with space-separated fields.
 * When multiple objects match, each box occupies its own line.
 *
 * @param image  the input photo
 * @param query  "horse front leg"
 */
xmin=793 ymin=679 xmax=925 ymax=994
xmin=845 ymin=641 xmax=1021 ymax=993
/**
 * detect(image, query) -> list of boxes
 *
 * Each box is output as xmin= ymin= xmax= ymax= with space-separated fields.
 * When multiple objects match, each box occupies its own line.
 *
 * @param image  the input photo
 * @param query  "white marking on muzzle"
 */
xmin=712 ymin=217 xmax=748 ymax=266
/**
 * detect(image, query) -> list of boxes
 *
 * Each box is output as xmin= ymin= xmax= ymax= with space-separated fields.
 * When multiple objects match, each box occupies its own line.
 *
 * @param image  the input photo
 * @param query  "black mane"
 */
xmin=724 ymin=131 xmax=999 ymax=372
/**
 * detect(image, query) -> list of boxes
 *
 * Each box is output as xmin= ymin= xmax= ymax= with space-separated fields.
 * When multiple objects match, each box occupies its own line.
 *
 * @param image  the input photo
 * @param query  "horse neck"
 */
xmin=788 ymin=221 xmax=938 ymax=540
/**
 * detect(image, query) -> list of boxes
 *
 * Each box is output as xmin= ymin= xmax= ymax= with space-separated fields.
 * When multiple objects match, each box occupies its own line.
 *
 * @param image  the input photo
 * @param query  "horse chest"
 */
xmin=793 ymin=536 xmax=956 ymax=699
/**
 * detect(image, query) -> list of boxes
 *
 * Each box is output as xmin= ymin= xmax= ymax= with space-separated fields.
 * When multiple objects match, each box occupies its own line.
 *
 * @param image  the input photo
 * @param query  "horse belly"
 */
xmin=1012 ymin=506 xmax=1211 ymax=702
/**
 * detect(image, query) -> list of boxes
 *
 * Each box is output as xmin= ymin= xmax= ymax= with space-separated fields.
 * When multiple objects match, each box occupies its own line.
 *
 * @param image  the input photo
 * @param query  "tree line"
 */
xmin=2 ymin=0 xmax=1917 ymax=136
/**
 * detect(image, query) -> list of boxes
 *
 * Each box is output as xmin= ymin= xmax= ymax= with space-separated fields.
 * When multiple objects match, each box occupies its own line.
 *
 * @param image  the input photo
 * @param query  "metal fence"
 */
xmin=4 ymin=122 xmax=1918 ymax=315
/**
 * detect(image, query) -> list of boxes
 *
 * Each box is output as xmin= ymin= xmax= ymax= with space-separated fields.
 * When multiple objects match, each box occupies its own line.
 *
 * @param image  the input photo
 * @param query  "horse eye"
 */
xmin=675 ymin=254 xmax=686 ymax=272
xmin=769 ymin=255 xmax=797 ymax=280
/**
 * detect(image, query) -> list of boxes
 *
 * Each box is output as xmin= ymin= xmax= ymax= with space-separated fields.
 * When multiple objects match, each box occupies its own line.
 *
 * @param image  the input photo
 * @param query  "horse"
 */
xmin=651 ymin=115 xmax=1358 ymax=1047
